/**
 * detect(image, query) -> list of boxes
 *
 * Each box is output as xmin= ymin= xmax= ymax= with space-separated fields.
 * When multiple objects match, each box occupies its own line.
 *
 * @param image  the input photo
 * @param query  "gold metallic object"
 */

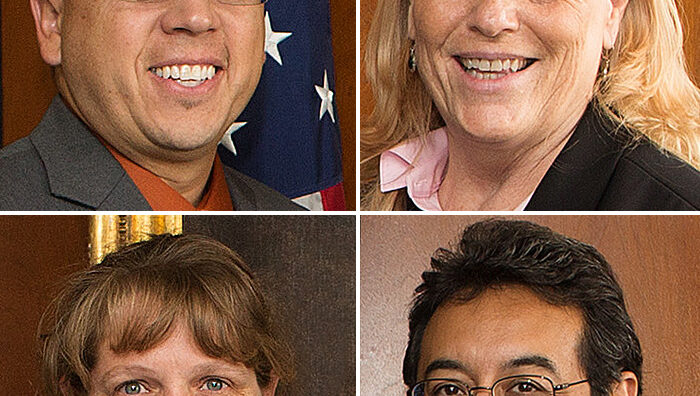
xmin=89 ymin=215 xmax=183 ymax=265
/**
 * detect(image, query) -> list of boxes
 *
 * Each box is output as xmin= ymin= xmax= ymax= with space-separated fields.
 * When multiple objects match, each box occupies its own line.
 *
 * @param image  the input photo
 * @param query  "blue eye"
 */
xmin=119 ymin=381 xmax=146 ymax=394
xmin=202 ymin=378 xmax=228 ymax=391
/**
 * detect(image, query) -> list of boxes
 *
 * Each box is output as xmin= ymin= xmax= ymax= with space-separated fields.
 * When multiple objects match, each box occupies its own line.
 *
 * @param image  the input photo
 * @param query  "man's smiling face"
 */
xmin=40 ymin=0 xmax=265 ymax=157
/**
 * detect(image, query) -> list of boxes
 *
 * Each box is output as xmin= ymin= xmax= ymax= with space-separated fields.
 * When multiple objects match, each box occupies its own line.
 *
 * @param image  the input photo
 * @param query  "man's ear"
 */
xmin=611 ymin=371 xmax=639 ymax=396
xmin=29 ymin=0 xmax=63 ymax=66
xmin=602 ymin=0 xmax=629 ymax=49
xmin=407 ymin=1 xmax=415 ymax=40
xmin=261 ymin=375 xmax=280 ymax=396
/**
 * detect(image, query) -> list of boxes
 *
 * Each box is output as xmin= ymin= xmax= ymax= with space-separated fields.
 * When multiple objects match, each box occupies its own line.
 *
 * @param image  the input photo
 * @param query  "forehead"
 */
xmin=97 ymin=322 xmax=214 ymax=367
xmin=417 ymin=286 xmax=585 ymax=381
xmin=91 ymin=322 xmax=255 ymax=381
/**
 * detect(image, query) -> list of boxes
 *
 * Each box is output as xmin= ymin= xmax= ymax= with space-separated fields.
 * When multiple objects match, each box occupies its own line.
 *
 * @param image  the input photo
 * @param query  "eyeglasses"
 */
xmin=411 ymin=375 xmax=588 ymax=396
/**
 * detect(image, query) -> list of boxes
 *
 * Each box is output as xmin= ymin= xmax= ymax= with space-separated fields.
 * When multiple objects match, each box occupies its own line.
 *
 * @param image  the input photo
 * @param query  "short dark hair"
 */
xmin=403 ymin=219 xmax=643 ymax=396
xmin=40 ymin=234 xmax=293 ymax=396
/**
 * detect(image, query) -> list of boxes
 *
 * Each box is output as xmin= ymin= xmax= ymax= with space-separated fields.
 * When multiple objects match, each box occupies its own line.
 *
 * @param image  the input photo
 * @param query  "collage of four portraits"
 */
xmin=0 ymin=0 xmax=698 ymax=394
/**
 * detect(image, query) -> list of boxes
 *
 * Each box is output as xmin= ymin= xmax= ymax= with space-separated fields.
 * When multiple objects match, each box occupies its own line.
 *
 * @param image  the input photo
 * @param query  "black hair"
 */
xmin=403 ymin=219 xmax=642 ymax=396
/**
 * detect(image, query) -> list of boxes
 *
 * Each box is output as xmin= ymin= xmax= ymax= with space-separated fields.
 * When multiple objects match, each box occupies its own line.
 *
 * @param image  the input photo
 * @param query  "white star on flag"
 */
xmin=264 ymin=12 xmax=292 ymax=65
xmin=219 ymin=122 xmax=247 ymax=156
xmin=315 ymin=69 xmax=335 ymax=123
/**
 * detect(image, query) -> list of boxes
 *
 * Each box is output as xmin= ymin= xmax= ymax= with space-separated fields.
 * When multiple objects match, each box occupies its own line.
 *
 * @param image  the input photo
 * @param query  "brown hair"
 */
xmin=39 ymin=233 xmax=293 ymax=396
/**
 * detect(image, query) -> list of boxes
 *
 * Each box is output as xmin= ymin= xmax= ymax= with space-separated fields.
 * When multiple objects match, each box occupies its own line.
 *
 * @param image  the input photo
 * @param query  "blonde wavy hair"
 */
xmin=361 ymin=0 xmax=700 ymax=210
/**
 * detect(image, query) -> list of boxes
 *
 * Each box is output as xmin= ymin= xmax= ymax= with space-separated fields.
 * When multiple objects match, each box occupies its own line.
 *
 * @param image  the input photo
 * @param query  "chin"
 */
xmin=147 ymin=126 xmax=221 ymax=152
xmin=450 ymin=112 xmax=528 ymax=143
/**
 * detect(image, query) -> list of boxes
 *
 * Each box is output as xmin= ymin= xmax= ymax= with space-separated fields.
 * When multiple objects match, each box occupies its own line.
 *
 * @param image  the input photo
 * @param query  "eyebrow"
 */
xmin=190 ymin=362 xmax=251 ymax=378
xmin=423 ymin=355 xmax=559 ymax=379
xmin=96 ymin=365 xmax=159 ymax=387
xmin=96 ymin=362 xmax=252 ymax=386
xmin=100 ymin=365 xmax=156 ymax=378
xmin=501 ymin=355 xmax=559 ymax=376
xmin=424 ymin=358 xmax=475 ymax=379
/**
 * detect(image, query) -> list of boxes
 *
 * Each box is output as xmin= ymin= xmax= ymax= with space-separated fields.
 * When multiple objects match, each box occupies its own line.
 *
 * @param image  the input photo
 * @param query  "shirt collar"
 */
xmin=379 ymin=128 xmax=448 ymax=211
xmin=103 ymin=141 xmax=234 ymax=211
xmin=379 ymin=128 xmax=534 ymax=211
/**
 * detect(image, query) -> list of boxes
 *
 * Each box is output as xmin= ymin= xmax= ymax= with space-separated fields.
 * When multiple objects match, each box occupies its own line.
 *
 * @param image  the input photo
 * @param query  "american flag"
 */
xmin=217 ymin=0 xmax=345 ymax=211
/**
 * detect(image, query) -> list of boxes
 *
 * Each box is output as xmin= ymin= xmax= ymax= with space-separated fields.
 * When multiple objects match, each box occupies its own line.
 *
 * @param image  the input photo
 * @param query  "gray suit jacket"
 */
xmin=0 ymin=96 xmax=304 ymax=211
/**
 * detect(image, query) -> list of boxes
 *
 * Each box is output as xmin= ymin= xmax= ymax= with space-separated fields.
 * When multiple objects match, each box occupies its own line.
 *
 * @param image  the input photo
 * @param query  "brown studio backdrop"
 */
xmin=360 ymin=0 xmax=700 ymax=123
xmin=0 ymin=0 xmax=356 ymax=209
xmin=0 ymin=215 xmax=356 ymax=396
xmin=360 ymin=215 xmax=700 ymax=395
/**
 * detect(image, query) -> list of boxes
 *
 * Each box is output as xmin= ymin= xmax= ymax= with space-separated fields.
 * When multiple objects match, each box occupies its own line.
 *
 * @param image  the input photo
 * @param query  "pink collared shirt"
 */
xmin=379 ymin=128 xmax=532 ymax=211
xmin=380 ymin=128 xmax=448 ymax=211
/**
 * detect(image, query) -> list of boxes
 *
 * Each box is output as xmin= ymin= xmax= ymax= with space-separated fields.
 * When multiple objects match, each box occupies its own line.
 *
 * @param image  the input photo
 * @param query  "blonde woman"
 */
xmin=361 ymin=0 xmax=700 ymax=210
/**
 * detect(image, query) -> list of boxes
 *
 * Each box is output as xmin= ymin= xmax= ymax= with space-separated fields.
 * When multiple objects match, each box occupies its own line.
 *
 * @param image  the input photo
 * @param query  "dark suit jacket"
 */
xmin=526 ymin=106 xmax=700 ymax=210
xmin=0 ymin=96 xmax=304 ymax=211
xmin=405 ymin=105 xmax=700 ymax=211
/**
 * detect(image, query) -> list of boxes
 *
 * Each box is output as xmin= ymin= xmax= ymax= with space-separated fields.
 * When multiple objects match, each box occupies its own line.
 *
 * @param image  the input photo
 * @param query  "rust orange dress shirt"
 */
xmin=105 ymin=144 xmax=233 ymax=211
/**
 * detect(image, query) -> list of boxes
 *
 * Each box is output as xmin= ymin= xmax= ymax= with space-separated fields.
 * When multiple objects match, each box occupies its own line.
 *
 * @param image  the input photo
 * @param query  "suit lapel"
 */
xmin=30 ymin=96 xmax=150 ymax=210
xmin=222 ymin=166 xmax=257 ymax=210
xmin=526 ymin=105 xmax=627 ymax=210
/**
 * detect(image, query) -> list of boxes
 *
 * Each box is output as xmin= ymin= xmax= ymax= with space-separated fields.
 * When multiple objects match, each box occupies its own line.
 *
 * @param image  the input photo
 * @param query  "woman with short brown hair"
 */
xmin=39 ymin=234 xmax=292 ymax=395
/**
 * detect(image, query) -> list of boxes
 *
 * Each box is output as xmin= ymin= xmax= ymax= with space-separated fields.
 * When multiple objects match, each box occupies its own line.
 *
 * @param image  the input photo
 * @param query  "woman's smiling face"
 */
xmin=408 ymin=0 xmax=627 ymax=146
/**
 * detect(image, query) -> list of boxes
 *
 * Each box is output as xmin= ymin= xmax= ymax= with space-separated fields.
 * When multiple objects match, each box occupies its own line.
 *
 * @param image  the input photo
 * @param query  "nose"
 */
xmin=468 ymin=0 xmax=519 ymax=38
xmin=161 ymin=0 xmax=219 ymax=35
xmin=160 ymin=386 xmax=195 ymax=396
xmin=468 ymin=386 xmax=493 ymax=396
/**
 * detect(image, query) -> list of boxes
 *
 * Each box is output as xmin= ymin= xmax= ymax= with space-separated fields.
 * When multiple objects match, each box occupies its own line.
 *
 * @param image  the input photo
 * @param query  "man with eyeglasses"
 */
xmin=404 ymin=219 xmax=641 ymax=396
xmin=0 ymin=0 xmax=301 ymax=211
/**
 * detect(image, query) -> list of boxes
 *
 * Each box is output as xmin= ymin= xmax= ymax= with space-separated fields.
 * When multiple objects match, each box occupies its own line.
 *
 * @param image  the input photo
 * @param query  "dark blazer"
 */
xmin=526 ymin=105 xmax=700 ymax=210
xmin=0 ymin=96 xmax=304 ymax=211
xmin=405 ymin=105 xmax=700 ymax=211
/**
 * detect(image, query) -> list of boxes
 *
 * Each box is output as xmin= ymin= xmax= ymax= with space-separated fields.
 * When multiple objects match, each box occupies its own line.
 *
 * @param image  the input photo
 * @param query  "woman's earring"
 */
xmin=600 ymin=48 xmax=612 ymax=78
xmin=408 ymin=44 xmax=417 ymax=73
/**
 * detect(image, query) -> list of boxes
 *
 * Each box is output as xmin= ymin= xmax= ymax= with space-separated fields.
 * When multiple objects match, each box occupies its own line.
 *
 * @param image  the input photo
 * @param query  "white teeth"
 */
xmin=502 ymin=59 xmax=510 ymax=71
xmin=459 ymin=57 xmax=528 ymax=72
xmin=180 ymin=65 xmax=191 ymax=80
xmin=178 ymin=80 xmax=203 ymax=87
xmin=150 ymin=64 xmax=217 ymax=84
xmin=478 ymin=59 xmax=490 ymax=72
xmin=510 ymin=59 xmax=520 ymax=72
xmin=458 ymin=56 xmax=531 ymax=80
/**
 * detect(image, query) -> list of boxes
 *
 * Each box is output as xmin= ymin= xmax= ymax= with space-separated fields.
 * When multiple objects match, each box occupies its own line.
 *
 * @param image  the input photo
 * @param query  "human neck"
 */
xmin=122 ymin=146 xmax=216 ymax=206
xmin=56 ymin=86 xmax=216 ymax=206
xmin=438 ymin=109 xmax=585 ymax=211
